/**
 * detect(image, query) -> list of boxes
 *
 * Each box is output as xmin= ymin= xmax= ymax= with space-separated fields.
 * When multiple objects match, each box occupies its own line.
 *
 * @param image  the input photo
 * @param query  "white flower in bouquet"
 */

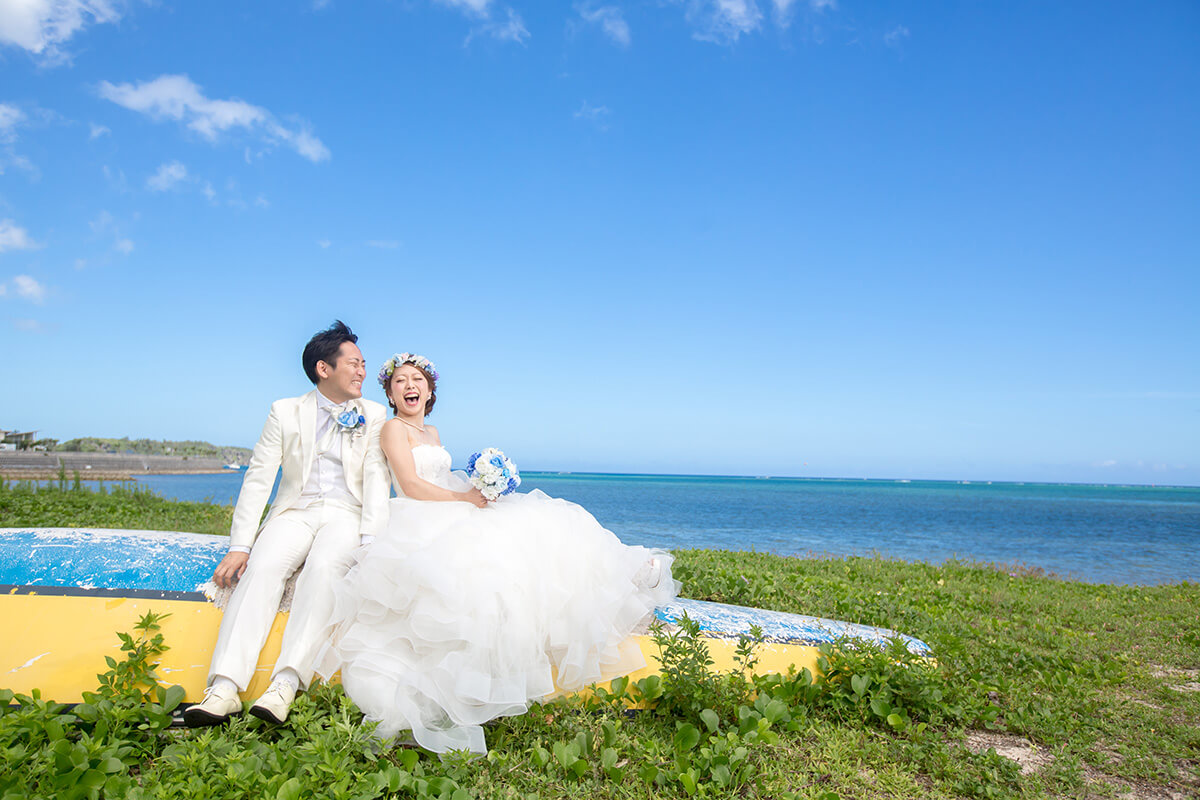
xmin=466 ymin=447 xmax=521 ymax=501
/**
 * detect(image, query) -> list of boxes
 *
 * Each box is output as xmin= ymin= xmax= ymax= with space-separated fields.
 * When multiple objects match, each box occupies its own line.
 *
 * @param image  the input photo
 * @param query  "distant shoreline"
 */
xmin=0 ymin=468 xmax=234 ymax=480
xmin=3 ymin=467 xmax=1196 ymax=493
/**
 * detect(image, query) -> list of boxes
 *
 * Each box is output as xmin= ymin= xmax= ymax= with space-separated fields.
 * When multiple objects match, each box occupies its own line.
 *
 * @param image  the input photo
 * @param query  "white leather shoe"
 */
xmin=249 ymin=681 xmax=297 ymax=725
xmin=183 ymin=684 xmax=243 ymax=727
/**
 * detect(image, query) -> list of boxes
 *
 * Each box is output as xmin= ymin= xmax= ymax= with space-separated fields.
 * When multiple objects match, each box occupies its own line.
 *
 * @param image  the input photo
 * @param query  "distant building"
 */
xmin=0 ymin=430 xmax=39 ymax=450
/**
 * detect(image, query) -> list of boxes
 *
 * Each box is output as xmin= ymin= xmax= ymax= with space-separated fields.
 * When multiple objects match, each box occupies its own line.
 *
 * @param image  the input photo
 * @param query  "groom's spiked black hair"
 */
xmin=302 ymin=320 xmax=359 ymax=384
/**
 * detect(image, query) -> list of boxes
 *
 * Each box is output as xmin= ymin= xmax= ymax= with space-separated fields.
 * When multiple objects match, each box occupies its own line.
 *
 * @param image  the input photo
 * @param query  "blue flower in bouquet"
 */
xmin=467 ymin=447 xmax=521 ymax=501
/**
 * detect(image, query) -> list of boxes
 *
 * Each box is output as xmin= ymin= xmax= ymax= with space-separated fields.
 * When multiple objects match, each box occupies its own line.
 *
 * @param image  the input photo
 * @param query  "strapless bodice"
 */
xmin=391 ymin=444 xmax=456 ymax=496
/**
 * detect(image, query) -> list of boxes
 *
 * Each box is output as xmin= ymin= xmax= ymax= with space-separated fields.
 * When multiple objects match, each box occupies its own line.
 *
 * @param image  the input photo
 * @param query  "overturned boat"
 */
xmin=0 ymin=527 xmax=931 ymax=703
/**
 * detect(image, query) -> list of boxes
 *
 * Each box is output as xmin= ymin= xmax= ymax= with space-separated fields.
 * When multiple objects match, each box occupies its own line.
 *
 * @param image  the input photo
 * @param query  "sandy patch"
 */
xmin=964 ymin=731 xmax=1053 ymax=775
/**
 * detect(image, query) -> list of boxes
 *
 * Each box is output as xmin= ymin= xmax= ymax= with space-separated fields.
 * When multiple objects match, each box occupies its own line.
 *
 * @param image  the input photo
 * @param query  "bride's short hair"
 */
xmin=384 ymin=363 xmax=437 ymax=417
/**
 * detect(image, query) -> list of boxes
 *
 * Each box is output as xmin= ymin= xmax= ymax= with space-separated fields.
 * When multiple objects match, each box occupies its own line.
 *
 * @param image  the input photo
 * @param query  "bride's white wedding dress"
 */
xmin=314 ymin=444 xmax=678 ymax=754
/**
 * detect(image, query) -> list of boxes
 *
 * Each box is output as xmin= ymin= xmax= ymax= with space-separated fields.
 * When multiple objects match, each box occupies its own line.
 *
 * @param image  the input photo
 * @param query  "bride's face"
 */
xmin=389 ymin=364 xmax=430 ymax=417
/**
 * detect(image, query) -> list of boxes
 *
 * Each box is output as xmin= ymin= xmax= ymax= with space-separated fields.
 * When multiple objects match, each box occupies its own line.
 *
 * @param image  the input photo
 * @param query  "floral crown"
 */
xmin=378 ymin=353 xmax=439 ymax=388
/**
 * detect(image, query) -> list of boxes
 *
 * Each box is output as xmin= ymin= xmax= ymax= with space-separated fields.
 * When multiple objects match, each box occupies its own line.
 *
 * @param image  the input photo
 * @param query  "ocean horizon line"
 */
xmin=515 ymin=470 xmax=1200 ymax=491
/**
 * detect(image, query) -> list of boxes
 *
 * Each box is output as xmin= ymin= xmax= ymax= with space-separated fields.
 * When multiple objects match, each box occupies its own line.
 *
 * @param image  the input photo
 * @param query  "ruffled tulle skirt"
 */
xmin=313 ymin=486 xmax=677 ymax=754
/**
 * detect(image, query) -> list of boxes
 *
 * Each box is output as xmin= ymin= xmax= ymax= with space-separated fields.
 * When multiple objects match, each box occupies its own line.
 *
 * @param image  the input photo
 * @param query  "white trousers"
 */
xmin=208 ymin=501 xmax=361 ymax=691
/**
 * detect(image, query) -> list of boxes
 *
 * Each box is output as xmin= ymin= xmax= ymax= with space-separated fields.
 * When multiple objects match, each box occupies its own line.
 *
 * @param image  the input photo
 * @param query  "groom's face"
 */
xmin=317 ymin=342 xmax=366 ymax=402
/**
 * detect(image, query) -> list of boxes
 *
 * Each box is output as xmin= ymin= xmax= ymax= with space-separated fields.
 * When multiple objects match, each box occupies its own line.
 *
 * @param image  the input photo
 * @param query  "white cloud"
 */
xmin=88 ymin=122 xmax=110 ymax=139
xmin=454 ymin=3 xmax=528 ymax=44
xmin=0 ymin=103 xmax=24 ymax=143
xmin=102 ymin=164 xmax=127 ymax=191
xmin=0 ymin=103 xmax=37 ymax=177
xmin=88 ymin=210 xmax=134 ymax=255
xmin=146 ymin=160 xmax=189 ymax=192
xmin=687 ymin=0 xmax=764 ymax=44
xmin=12 ymin=318 xmax=50 ymax=333
xmin=89 ymin=209 xmax=114 ymax=233
xmin=74 ymin=257 xmax=86 ymax=269
xmin=202 ymin=181 xmax=216 ymax=202
xmin=97 ymin=74 xmax=331 ymax=163
xmin=254 ymin=194 xmax=270 ymax=208
xmin=0 ymin=219 xmax=41 ymax=252
xmin=574 ymin=101 xmax=611 ymax=131
xmin=317 ymin=239 xmax=331 ymax=249
xmin=1093 ymin=459 xmax=1118 ymax=468
xmin=435 ymin=0 xmax=491 ymax=15
xmin=467 ymin=7 xmax=528 ymax=44
xmin=884 ymin=25 xmax=909 ymax=47
xmin=577 ymin=4 xmax=631 ymax=47
xmin=366 ymin=239 xmax=400 ymax=249
xmin=11 ymin=274 xmax=46 ymax=303
xmin=0 ymin=0 xmax=122 ymax=64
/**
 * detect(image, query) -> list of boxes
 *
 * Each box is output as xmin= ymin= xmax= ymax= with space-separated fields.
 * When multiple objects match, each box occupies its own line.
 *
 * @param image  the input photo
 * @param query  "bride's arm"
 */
xmin=381 ymin=421 xmax=486 ymax=505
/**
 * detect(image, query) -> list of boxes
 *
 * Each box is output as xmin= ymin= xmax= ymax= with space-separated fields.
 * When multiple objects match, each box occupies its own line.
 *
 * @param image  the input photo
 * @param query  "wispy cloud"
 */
xmin=0 ymin=0 xmax=123 ymax=65
xmin=0 ymin=103 xmax=37 ymax=177
xmin=0 ymin=104 xmax=22 ymax=143
xmin=686 ymin=0 xmax=764 ymax=44
xmin=434 ymin=0 xmax=492 ymax=14
xmin=884 ymin=24 xmax=909 ymax=48
xmin=681 ymin=0 xmax=833 ymax=43
xmin=576 ymin=3 xmax=631 ymax=47
xmin=574 ymin=101 xmax=612 ymax=131
xmin=88 ymin=122 xmax=110 ymax=139
xmin=366 ymin=239 xmax=400 ymax=249
xmin=0 ymin=219 xmax=41 ymax=253
xmin=97 ymin=74 xmax=332 ymax=163
xmin=317 ymin=239 xmax=332 ymax=249
xmin=89 ymin=210 xmax=134 ymax=256
xmin=464 ymin=7 xmax=529 ymax=44
xmin=146 ymin=160 xmax=189 ymax=192
xmin=12 ymin=318 xmax=54 ymax=333
xmin=9 ymin=274 xmax=46 ymax=303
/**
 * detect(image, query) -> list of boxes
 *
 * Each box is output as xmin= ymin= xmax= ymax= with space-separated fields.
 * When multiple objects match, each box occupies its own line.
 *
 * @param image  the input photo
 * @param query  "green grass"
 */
xmin=0 ymin=475 xmax=234 ymax=535
xmin=2 ymin=492 xmax=1198 ymax=798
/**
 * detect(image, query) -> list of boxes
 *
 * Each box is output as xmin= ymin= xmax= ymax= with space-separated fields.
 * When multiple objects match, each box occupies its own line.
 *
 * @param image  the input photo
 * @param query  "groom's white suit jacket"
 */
xmin=229 ymin=390 xmax=390 ymax=549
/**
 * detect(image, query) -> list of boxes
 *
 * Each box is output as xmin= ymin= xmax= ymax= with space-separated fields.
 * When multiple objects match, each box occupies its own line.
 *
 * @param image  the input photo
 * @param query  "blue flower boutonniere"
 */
xmin=334 ymin=406 xmax=367 ymax=438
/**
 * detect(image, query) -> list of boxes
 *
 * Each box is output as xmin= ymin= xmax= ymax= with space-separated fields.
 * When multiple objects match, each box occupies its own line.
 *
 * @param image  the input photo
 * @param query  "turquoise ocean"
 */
xmin=125 ymin=471 xmax=1200 ymax=586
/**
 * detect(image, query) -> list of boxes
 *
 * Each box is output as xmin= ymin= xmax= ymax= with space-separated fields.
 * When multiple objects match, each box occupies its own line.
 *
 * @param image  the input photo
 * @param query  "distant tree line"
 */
xmin=53 ymin=437 xmax=252 ymax=464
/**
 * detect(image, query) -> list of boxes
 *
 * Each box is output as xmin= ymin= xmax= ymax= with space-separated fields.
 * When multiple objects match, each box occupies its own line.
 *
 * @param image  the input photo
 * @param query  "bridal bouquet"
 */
xmin=467 ymin=448 xmax=521 ymax=501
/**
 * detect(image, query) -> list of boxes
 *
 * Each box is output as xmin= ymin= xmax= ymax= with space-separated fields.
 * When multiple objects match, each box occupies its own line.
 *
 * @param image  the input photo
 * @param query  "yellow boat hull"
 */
xmin=3 ymin=592 xmax=822 ymax=703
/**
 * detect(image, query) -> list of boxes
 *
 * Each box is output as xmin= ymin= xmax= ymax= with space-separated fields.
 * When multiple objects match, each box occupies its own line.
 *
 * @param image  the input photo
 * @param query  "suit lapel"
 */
xmin=298 ymin=390 xmax=317 ymax=487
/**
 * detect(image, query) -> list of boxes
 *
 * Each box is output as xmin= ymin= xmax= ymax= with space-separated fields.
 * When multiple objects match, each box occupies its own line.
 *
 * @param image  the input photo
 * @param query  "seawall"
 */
xmin=0 ymin=451 xmax=233 ymax=480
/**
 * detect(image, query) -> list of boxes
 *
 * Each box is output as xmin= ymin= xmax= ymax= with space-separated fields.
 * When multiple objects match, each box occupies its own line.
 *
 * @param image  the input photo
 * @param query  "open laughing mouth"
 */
xmin=403 ymin=391 xmax=421 ymax=408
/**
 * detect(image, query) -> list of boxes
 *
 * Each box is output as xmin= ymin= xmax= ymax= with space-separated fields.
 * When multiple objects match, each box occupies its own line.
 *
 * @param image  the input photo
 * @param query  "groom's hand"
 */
xmin=212 ymin=552 xmax=250 ymax=588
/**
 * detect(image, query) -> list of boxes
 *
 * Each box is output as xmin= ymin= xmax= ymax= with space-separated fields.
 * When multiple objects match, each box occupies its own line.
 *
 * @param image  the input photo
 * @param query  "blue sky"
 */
xmin=1 ymin=1 xmax=1197 ymax=485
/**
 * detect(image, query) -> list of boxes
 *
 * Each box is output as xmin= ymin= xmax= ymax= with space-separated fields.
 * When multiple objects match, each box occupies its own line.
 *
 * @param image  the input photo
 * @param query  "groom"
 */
xmin=185 ymin=320 xmax=390 ymax=727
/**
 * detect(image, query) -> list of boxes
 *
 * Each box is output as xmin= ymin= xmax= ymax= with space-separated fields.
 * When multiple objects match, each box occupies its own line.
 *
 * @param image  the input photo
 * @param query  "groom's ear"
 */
xmin=314 ymin=360 xmax=331 ymax=380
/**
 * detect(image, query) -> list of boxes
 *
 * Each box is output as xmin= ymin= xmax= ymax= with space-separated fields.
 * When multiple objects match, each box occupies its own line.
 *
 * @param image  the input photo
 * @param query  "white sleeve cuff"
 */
xmin=228 ymin=545 xmax=251 ymax=554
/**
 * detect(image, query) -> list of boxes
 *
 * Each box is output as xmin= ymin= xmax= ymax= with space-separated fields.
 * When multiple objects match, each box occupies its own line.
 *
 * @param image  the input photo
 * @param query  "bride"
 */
xmin=313 ymin=353 xmax=678 ymax=754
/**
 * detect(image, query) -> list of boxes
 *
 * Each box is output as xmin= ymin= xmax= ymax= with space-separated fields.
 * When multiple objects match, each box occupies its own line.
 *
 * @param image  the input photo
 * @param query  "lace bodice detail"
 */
xmin=391 ymin=444 xmax=456 ymax=496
